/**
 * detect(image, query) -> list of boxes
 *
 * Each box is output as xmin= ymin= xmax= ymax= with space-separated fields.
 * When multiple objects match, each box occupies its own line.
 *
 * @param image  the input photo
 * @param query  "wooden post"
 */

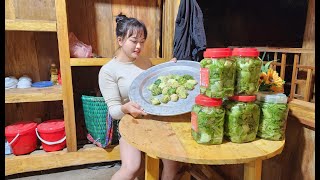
xmin=297 ymin=0 xmax=315 ymax=97
xmin=272 ymin=52 xmax=278 ymax=70
xmin=55 ymin=0 xmax=77 ymax=152
xmin=301 ymin=0 xmax=315 ymax=56
xmin=304 ymin=69 xmax=313 ymax=101
xmin=180 ymin=172 xmax=191 ymax=180
xmin=145 ymin=154 xmax=160 ymax=180
xmin=280 ymin=53 xmax=287 ymax=80
xmin=162 ymin=0 xmax=180 ymax=59
xmin=289 ymin=54 xmax=300 ymax=100
xmin=244 ymin=159 xmax=262 ymax=180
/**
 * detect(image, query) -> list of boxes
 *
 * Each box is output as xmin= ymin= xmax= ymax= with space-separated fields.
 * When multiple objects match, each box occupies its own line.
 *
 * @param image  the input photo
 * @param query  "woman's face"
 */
xmin=118 ymin=31 xmax=146 ymax=60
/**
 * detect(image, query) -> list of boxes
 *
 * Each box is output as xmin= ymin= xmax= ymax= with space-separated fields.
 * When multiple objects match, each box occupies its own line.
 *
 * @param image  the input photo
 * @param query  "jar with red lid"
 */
xmin=224 ymin=95 xmax=260 ymax=143
xmin=199 ymin=48 xmax=236 ymax=98
xmin=191 ymin=95 xmax=225 ymax=144
xmin=232 ymin=48 xmax=262 ymax=95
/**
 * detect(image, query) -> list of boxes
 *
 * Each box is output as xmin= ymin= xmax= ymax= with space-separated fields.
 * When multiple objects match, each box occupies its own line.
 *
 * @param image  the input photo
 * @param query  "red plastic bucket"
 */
xmin=5 ymin=121 xmax=38 ymax=155
xmin=36 ymin=119 xmax=66 ymax=152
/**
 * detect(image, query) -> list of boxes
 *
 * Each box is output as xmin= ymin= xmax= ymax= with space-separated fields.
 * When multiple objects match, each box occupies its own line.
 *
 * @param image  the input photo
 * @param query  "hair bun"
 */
xmin=116 ymin=13 xmax=128 ymax=24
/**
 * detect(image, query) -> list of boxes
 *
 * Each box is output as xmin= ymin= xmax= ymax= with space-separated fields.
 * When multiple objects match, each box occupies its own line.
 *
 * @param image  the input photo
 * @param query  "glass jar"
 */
xmin=199 ymin=48 xmax=236 ymax=98
xmin=232 ymin=48 xmax=262 ymax=95
xmin=224 ymin=95 xmax=260 ymax=143
xmin=256 ymin=92 xmax=288 ymax=141
xmin=191 ymin=95 xmax=225 ymax=144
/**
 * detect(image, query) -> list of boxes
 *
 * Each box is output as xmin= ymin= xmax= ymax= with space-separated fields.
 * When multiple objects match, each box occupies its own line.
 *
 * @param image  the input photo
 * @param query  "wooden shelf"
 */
xmin=5 ymin=19 xmax=57 ymax=32
xmin=5 ymin=145 xmax=120 ymax=176
xmin=70 ymin=58 xmax=112 ymax=66
xmin=70 ymin=58 xmax=167 ymax=66
xmin=5 ymin=85 xmax=62 ymax=103
xmin=288 ymin=99 xmax=315 ymax=128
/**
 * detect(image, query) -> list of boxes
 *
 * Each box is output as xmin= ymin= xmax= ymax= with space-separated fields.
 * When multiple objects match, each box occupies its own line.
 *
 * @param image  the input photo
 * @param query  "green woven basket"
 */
xmin=81 ymin=95 xmax=107 ymax=146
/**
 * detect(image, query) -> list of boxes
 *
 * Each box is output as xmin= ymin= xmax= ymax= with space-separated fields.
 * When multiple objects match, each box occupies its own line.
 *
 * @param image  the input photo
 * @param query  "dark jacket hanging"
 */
xmin=173 ymin=0 xmax=206 ymax=62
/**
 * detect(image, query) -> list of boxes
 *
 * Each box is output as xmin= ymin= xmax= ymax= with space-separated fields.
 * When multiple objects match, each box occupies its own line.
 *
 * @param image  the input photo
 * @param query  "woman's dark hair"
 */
xmin=115 ymin=13 xmax=147 ymax=40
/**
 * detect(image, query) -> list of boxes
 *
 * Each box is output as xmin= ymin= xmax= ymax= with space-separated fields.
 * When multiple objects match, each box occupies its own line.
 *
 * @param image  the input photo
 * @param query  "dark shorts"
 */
xmin=112 ymin=119 xmax=121 ymax=145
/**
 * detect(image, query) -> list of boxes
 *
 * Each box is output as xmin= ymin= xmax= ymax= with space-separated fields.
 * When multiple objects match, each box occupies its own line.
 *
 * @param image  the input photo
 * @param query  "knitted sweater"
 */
xmin=98 ymin=58 xmax=145 ymax=120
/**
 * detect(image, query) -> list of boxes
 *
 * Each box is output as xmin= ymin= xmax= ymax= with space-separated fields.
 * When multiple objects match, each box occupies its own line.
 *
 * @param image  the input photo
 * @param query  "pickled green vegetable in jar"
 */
xmin=191 ymin=95 xmax=225 ymax=145
xmin=224 ymin=95 xmax=260 ymax=143
xmin=232 ymin=48 xmax=262 ymax=95
xmin=256 ymin=92 xmax=288 ymax=141
xmin=200 ymin=48 xmax=236 ymax=98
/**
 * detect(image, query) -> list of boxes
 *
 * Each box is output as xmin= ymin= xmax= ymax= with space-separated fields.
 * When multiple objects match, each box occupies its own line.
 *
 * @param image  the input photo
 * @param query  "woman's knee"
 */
xmin=162 ymin=159 xmax=180 ymax=169
xmin=121 ymin=162 xmax=141 ymax=177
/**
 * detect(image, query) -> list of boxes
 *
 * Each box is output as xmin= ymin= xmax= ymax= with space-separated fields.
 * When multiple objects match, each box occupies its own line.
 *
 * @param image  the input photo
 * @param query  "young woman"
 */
xmin=98 ymin=13 xmax=179 ymax=180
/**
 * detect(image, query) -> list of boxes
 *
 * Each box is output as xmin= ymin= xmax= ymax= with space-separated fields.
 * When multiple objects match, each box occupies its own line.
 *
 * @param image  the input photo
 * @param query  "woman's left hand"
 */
xmin=169 ymin=57 xmax=177 ymax=63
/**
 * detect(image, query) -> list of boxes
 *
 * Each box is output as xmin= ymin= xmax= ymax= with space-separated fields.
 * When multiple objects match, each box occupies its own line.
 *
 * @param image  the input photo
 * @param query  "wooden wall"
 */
xmin=5 ymin=0 xmax=164 ymax=141
xmin=66 ymin=0 xmax=162 ymax=58
xmin=64 ymin=0 xmax=163 ymax=141
xmin=5 ymin=0 xmax=56 ymax=21
xmin=5 ymin=31 xmax=63 ymax=126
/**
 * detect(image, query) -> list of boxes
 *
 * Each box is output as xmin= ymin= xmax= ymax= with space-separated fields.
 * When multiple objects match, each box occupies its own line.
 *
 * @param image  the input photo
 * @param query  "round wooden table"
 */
xmin=119 ymin=114 xmax=285 ymax=180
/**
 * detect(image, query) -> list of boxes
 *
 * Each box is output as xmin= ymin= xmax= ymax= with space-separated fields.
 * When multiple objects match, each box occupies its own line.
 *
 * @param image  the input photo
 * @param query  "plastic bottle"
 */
xmin=200 ymin=48 xmax=236 ymax=98
xmin=191 ymin=95 xmax=225 ymax=144
xmin=232 ymin=48 xmax=263 ymax=95
xmin=256 ymin=92 xmax=288 ymax=141
xmin=50 ymin=63 xmax=58 ymax=85
xmin=224 ymin=95 xmax=260 ymax=143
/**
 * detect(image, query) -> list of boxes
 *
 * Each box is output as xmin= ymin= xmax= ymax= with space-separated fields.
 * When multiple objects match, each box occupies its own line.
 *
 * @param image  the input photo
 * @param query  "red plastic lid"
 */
xmin=229 ymin=95 xmax=256 ymax=102
xmin=232 ymin=48 xmax=259 ymax=57
xmin=203 ymin=48 xmax=232 ymax=58
xmin=5 ymin=121 xmax=38 ymax=136
xmin=37 ymin=119 xmax=65 ymax=133
xmin=195 ymin=95 xmax=222 ymax=107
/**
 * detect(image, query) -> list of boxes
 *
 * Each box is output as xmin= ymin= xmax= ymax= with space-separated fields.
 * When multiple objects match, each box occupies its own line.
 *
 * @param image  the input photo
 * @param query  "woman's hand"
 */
xmin=169 ymin=57 xmax=177 ymax=63
xmin=121 ymin=101 xmax=148 ymax=118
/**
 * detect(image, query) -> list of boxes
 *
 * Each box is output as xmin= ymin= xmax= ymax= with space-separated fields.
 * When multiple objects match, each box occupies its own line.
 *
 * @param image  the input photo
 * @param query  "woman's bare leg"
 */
xmin=111 ymin=138 xmax=141 ymax=180
xmin=161 ymin=159 xmax=181 ymax=180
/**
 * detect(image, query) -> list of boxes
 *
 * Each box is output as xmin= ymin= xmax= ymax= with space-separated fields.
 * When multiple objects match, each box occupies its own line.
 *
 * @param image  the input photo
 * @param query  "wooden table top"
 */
xmin=119 ymin=114 xmax=285 ymax=165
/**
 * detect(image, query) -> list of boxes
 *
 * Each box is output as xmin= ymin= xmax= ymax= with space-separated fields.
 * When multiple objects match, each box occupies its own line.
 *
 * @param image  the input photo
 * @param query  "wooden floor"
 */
xmin=5 ymin=144 xmax=120 ymax=176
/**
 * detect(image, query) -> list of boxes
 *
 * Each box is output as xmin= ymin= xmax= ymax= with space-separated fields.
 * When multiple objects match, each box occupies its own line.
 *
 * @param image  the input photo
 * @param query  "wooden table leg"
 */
xmin=180 ymin=172 xmax=191 ymax=180
xmin=244 ymin=159 xmax=262 ymax=180
xmin=145 ymin=154 xmax=159 ymax=180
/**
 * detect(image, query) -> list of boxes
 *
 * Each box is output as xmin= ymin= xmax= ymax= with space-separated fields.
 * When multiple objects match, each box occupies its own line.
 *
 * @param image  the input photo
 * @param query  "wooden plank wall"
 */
xmin=66 ymin=0 xmax=162 ymax=58
xmin=65 ymin=0 xmax=163 ymax=141
xmin=5 ymin=0 xmax=56 ymax=21
xmin=5 ymin=31 xmax=63 ymax=126
xmin=5 ymin=1 xmax=62 ymax=126
xmin=162 ymin=0 xmax=180 ymax=59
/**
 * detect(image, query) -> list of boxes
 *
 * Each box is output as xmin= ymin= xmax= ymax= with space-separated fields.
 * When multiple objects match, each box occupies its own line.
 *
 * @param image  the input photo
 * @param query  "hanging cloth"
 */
xmin=173 ymin=0 xmax=207 ymax=62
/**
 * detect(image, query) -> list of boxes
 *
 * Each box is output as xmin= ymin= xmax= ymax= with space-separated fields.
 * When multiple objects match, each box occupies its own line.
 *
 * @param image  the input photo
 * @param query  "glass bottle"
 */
xmin=50 ymin=63 xmax=58 ymax=85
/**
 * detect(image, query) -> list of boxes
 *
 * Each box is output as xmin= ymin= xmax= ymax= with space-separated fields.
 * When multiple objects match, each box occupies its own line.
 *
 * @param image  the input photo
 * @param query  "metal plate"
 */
xmin=129 ymin=60 xmax=200 ymax=116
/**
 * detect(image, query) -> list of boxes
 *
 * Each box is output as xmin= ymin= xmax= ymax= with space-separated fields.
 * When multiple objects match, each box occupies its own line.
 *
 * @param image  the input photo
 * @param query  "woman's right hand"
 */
xmin=169 ymin=57 xmax=177 ymax=63
xmin=121 ymin=101 xmax=148 ymax=118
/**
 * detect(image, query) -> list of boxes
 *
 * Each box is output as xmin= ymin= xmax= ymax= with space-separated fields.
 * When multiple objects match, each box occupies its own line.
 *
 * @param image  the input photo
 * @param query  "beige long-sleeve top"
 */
xmin=98 ymin=58 xmax=145 ymax=120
